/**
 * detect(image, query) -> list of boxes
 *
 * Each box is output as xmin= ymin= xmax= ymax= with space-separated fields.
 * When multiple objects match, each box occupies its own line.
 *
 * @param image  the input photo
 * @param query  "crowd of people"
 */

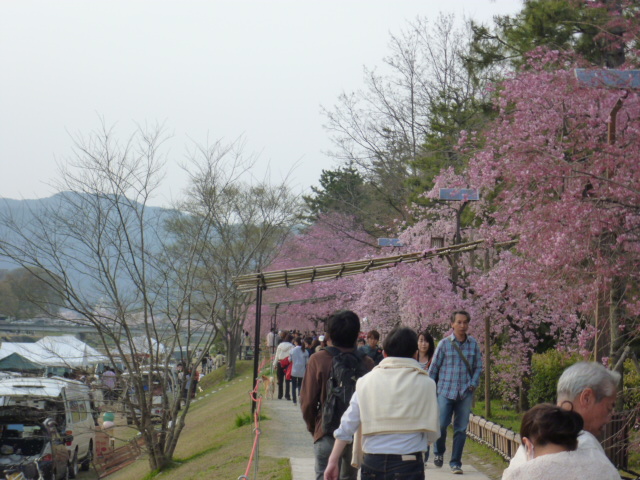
xmin=263 ymin=310 xmax=623 ymax=480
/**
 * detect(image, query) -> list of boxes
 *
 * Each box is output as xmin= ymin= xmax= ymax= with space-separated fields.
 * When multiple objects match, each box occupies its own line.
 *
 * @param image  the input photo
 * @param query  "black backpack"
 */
xmin=321 ymin=346 xmax=369 ymax=435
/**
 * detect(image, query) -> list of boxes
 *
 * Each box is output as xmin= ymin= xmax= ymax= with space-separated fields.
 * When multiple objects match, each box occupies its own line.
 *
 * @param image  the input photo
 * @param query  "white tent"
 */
xmin=0 ymin=336 xmax=108 ymax=368
xmin=120 ymin=336 xmax=167 ymax=357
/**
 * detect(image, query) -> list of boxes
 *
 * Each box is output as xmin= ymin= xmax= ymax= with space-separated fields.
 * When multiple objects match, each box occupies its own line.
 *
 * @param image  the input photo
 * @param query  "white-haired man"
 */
xmin=504 ymin=361 xmax=620 ymax=479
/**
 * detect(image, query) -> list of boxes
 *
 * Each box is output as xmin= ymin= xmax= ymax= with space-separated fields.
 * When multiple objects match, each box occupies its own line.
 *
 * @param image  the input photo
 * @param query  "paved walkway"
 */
xmin=261 ymin=396 xmax=493 ymax=480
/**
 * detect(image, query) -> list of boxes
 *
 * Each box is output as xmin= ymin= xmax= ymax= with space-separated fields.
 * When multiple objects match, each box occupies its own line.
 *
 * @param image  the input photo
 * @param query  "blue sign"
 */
xmin=439 ymin=188 xmax=479 ymax=201
xmin=574 ymin=69 xmax=640 ymax=89
xmin=377 ymin=238 xmax=404 ymax=247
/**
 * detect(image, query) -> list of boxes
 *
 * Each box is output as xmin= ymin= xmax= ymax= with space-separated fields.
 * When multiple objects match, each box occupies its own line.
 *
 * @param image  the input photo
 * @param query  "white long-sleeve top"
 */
xmin=273 ymin=341 xmax=294 ymax=368
xmin=505 ymin=430 xmax=619 ymax=480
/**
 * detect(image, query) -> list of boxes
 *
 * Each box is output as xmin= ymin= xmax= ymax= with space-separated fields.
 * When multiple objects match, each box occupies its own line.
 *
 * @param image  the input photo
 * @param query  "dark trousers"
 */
xmin=361 ymin=452 xmax=424 ymax=480
xmin=276 ymin=362 xmax=291 ymax=399
xmin=291 ymin=376 xmax=303 ymax=403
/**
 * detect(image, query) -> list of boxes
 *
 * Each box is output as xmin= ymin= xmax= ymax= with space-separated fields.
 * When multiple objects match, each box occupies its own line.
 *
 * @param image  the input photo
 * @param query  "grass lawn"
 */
xmin=105 ymin=361 xmax=290 ymax=480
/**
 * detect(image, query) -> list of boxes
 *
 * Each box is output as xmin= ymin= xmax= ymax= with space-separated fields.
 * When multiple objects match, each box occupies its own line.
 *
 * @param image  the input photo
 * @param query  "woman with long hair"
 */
xmin=417 ymin=330 xmax=435 ymax=370
xmin=289 ymin=336 xmax=309 ymax=405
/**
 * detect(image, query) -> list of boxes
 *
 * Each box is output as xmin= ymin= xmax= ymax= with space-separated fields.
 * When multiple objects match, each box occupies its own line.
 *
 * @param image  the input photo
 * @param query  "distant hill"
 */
xmin=0 ymin=192 xmax=178 ymax=299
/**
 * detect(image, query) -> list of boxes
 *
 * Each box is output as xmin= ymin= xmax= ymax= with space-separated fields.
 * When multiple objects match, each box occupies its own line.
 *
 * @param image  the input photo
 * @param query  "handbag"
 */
xmin=279 ymin=356 xmax=291 ymax=369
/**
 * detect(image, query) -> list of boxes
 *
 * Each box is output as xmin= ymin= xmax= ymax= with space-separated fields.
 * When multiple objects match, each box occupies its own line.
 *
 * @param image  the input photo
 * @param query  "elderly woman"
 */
xmin=502 ymin=403 xmax=615 ymax=480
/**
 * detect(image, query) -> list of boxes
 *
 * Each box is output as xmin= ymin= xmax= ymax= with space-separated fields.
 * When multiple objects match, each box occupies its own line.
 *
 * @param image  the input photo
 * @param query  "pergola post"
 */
xmin=251 ymin=284 xmax=264 ymax=415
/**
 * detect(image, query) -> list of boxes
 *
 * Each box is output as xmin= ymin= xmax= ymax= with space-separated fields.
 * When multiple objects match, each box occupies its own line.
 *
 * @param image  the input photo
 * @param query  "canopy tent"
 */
xmin=0 ymin=335 xmax=108 ymax=368
xmin=0 ymin=352 xmax=45 ymax=373
xmin=120 ymin=336 xmax=167 ymax=357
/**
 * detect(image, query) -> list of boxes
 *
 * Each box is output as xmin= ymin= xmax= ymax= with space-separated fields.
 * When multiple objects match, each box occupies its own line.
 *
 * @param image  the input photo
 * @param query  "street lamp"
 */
xmin=439 ymin=187 xmax=492 ymax=415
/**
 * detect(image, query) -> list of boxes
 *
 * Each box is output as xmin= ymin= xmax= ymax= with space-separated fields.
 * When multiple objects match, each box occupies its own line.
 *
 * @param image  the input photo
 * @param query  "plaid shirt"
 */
xmin=428 ymin=334 xmax=482 ymax=400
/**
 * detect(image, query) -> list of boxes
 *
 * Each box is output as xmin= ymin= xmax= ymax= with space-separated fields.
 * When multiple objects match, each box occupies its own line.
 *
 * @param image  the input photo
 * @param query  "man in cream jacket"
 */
xmin=324 ymin=326 xmax=439 ymax=480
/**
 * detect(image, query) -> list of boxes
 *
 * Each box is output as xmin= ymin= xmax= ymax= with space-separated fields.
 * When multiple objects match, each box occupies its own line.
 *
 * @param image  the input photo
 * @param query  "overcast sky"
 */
xmin=1 ymin=0 xmax=522 ymax=207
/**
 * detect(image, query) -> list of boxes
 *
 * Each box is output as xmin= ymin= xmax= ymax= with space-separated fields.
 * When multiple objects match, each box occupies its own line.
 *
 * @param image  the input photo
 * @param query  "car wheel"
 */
xmin=80 ymin=442 xmax=93 ymax=471
xmin=69 ymin=451 xmax=79 ymax=478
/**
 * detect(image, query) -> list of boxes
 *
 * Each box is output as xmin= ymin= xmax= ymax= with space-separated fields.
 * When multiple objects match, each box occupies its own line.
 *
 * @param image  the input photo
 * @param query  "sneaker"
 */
xmin=451 ymin=466 xmax=463 ymax=475
xmin=434 ymin=455 xmax=443 ymax=468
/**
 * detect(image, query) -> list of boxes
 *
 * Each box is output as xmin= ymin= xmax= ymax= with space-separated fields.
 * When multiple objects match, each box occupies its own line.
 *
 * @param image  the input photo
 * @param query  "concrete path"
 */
xmin=260 ymin=396 xmax=493 ymax=480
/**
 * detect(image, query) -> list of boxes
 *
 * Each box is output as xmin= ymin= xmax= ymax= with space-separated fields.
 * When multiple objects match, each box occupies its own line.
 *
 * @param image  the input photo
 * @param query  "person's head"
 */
xmin=304 ymin=336 xmax=313 ymax=348
xmin=366 ymin=330 xmax=380 ymax=348
xmin=520 ymin=403 xmax=583 ymax=459
xmin=417 ymin=330 xmax=435 ymax=359
xmin=451 ymin=310 xmax=470 ymax=339
xmin=556 ymin=362 xmax=620 ymax=436
xmin=285 ymin=333 xmax=294 ymax=343
xmin=382 ymin=327 xmax=418 ymax=358
xmin=326 ymin=310 xmax=361 ymax=348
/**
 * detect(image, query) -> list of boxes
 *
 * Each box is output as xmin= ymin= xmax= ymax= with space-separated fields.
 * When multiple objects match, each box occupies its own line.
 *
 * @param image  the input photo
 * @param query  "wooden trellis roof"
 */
xmin=233 ymin=239 xmax=497 ymax=293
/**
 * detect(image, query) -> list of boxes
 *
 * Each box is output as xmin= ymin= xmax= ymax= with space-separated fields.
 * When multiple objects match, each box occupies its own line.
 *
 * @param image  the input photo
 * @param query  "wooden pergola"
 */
xmin=234 ymin=238 xmax=518 ymax=413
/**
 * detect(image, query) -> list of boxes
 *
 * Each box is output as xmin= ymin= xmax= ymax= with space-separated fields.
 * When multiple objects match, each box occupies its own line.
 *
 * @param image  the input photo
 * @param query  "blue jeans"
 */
xmin=361 ymin=452 xmax=424 ymax=480
xmin=313 ymin=435 xmax=357 ymax=480
xmin=291 ymin=376 xmax=302 ymax=403
xmin=434 ymin=391 xmax=473 ymax=468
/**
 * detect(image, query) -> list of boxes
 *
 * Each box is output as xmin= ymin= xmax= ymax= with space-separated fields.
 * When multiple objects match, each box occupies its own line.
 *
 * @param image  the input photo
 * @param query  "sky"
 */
xmin=0 ymin=0 xmax=523 ymax=208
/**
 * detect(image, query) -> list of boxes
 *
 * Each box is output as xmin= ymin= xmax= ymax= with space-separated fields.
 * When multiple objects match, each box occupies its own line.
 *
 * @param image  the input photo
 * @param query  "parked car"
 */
xmin=0 ymin=408 xmax=70 ymax=480
xmin=0 ymin=377 xmax=97 ymax=478
xmin=122 ymin=369 xmax=179 ymax=424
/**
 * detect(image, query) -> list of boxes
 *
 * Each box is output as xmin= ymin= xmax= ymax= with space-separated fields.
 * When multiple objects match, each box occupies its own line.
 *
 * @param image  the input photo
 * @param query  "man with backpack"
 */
xmin=324 ymin=327 xmax=440 ymax=480
xmin=301 ymin=310 xmax=374 ymax=480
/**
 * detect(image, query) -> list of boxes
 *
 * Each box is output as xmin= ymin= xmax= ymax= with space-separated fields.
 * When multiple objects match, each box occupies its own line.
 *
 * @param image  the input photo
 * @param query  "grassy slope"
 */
xmin=107 ymin=361 xmax=289 ymax=480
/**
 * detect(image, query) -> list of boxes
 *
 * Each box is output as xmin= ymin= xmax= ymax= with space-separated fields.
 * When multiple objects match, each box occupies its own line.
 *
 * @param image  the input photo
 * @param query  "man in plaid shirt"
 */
xmin=428 ymin=311 xmax=483 ymax=475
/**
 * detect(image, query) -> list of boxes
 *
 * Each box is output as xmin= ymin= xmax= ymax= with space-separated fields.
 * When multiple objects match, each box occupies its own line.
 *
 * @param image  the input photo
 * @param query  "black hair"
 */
xmin=326 ymin=310 xmax=361 ymax=348
xmin=383 ymin=327 xmax=418 ymax=358
xmin=520 ymin=403 xmax=583 ymax=450
xmin=367 ymin=330 xmax=380 ymax=341
xmin=418 ymin=330 xmax=435 ymax=360
xmin=451 ymin=310 xmax=471 ymax=324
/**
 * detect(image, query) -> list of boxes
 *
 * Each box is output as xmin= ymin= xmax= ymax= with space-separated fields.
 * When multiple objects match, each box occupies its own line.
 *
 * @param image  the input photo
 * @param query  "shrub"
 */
xmin=528 ymin=349 xmax=581 ymax=406
xmin=622 ymin=358 xmax=640 ymax=412
xmin=234 ymin=412 xmax=267 ymax=428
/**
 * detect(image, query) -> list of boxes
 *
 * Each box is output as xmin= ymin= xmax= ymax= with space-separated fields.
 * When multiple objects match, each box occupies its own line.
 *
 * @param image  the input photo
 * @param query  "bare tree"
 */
xmin=322 ymin=14 xmax=492 ymax=218
xmin=168 ymin=137 xmax=303 ymax=380
xmin=0 ymin=123 xmax=223 ymax=470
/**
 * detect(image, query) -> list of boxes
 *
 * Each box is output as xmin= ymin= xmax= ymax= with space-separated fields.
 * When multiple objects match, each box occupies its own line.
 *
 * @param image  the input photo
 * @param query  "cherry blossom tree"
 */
xmin=466 ymin=50 xmax=640 ymax=377
xmin=256 ymin=213 xmax=379 ymax=334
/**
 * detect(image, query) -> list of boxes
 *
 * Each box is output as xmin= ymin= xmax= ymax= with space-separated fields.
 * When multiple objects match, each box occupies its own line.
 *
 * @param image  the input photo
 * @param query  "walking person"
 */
xmin=428 ymin=310 xmax=483 ymax=474
xmin=417 ymin=329 xmax=436 ymax=464
xmin=301 ymin=310 xmax=374 ymax=480
xmin=290 ymin=337 xmax=309 ymax=405
xmin=324 ymin=327 xmax=440 ymax=480
xmin=359 ymin=330 xmax=384 ymax=365
xmin=502 ymin=403 xmax=615 ymax=480
xmin=101 ymin=367 xmax=117 ymax=405
xmin=266 ymin=328 xmax=277 ymax=355
xmin=273 ymin=332 xmax=294 ymax=400
xmin=506 ymin=362 xmax=620 ymax=479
